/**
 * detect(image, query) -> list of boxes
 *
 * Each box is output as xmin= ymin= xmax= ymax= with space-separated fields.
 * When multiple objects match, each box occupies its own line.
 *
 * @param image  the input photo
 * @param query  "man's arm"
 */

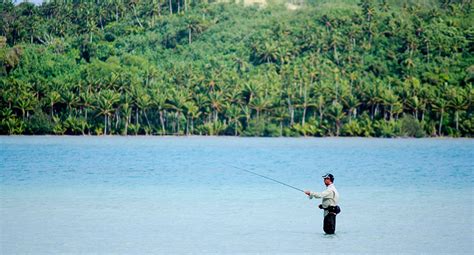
xmin=304 ymin=189 xmax=332 ymax=199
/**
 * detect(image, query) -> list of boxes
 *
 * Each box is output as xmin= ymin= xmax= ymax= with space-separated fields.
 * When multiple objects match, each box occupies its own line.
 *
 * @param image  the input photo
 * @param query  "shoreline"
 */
xmin=0 ymin=135 xmax=472 ymax=139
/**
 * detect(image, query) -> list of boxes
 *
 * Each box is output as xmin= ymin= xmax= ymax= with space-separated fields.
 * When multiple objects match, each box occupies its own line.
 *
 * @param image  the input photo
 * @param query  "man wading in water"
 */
xmin=305 ymin=173 xmax=340 ymax=234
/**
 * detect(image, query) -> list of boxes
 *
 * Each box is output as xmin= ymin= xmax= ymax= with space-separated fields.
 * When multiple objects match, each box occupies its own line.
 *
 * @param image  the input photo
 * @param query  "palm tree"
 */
xmin=96 ymin=90 xmax=119 ymax=135
xmin=242 ymin=82 xmax=261 ymax=104
xmin=362 ymin=82 xmax=382 ymax=120
xmin=225 ymin=103 xmax=243 ymax=136
xmin=46 ymin=91 xmax=61 ymax=118
xmin=209 ymin=91 xmax=224 ymax=123
xmin=121 ymin=102 xmax=132 ymax=135
xmin=328 ymin=31 xmax=342 ymax=64
xmin=170 ymin=89 xmax=189 ymax=135
xmin=314 ymin=94 xmax=328 ymax=124
xmin=295 ymin=80 xmax=313 ymax=126
xmin=272 ymin=106 xmax=289 ymax=136
xmin=342 ymin=94 xmax=360 ymax=123
xmin=185 ymin=15 xmax=206 ymax=44
xmin=14 ymin=93 xmax=35 ymax=121
xmin=431 ymin=98 xmax=447 ymax=136
xmin=381 ymin=89 xmax=400 ymax=121
xmin=406 ymin=95 xmax=424 ymax=120
xmin=249 ymin=95 xmax=272 ymax=121
xmin=449 ymin=90 xmax=468 ymax=132
xmin=80 ymin=92 xmax=94 ymax=133
xmin=62 ymin=91 xmax=79 ymax=115
xmin=185 ymin=101 xmax=201 ymax=135
xmin=359 ymin=0 xmax=376 ymax=22
xmin=151 ymin=92 xmax=168 ymax=135
xmin=136 ymin=92 xmax=152 ymax=133
xmin=255 ymin=41 xmax=278 ymax=64
xmin=327 ymin=102 xmax=346 ymax=136
xmin=128 ymin=0 xmax=144 ymax=28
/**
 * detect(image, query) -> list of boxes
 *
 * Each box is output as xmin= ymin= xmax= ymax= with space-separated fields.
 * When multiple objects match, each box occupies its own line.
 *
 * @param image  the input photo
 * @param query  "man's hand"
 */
xmin=304 ymin=190 xmax=311 ymax=196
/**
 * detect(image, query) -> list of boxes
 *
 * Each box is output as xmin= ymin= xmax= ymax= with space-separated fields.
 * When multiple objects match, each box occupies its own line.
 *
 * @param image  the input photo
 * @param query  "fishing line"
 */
xmin=225 ymin=164 xmax=305 ymax=193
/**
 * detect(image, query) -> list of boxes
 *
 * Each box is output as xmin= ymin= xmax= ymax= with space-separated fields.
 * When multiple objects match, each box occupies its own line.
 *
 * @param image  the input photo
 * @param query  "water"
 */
xmin=1 ymin=136 xmax=473 ymax=254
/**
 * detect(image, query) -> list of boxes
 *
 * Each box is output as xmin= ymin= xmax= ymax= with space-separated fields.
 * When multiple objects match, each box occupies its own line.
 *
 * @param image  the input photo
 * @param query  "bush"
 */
xmin=264 ymin=123 xmax=281 ymax=137
xmin=128 ymin=124 xmax=140 ymax=135
xmin=283 ymin=127 xmax=300 ymax=137
xmin=292 ymin=122 xmax=321 ymax=136
xmin=374 ymin=120 xmax=401 ymax=138
xmin=26 ymin=111 xmax=53 ymax=134
xmin=104 ymin=32 xmax=116 ymax=42
xmin=242 ymin=119 xmax=265 ymax=136
xmin=358 ymin=113 xmax=375 ymax=137
xmin=460 ymin=115 xmax=474 ymax=137
xmin=196 ymin=121 xmax=227 ymax=136
xmin=1 ymin=117 xmax=25 ymax=135
xmin=342 ymin=121 xmax=362 ymax=136
xmin=400 ymin=115 xmax=425 ymax=138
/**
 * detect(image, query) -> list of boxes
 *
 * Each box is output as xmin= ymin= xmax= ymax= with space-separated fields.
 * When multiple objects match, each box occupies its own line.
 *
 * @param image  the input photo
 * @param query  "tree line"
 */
xmin=0 ymin=0 xmax=473 ymax=137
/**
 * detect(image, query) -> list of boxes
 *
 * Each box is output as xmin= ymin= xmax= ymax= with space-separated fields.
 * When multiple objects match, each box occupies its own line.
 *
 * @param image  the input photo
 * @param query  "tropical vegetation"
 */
xmin=1 ymin=0 xmax=473 ymax=137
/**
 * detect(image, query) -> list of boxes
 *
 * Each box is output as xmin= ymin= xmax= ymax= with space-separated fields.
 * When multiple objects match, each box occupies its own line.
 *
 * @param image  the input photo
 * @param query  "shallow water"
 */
xmin=1 ymin=136 xmax=473 ymax=254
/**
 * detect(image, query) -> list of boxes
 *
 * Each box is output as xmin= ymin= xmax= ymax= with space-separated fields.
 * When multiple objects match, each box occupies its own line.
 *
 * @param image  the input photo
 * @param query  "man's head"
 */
xmin=322 ymin=173 xmax=334 ymax=186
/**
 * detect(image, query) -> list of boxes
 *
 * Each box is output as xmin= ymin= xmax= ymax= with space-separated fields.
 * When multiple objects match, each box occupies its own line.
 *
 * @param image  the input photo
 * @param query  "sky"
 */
xmin=16 ymin=0 xmax=44 ymax=5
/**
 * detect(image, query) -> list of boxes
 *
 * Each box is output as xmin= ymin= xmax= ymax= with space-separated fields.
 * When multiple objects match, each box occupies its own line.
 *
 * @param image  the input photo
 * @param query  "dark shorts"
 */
xmin=323 ymin=213 xmax=336 ymax=234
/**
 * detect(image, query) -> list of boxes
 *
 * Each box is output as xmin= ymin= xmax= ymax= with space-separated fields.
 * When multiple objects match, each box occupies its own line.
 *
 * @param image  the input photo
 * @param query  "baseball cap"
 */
xmin=322 ymin=173 xmax=334 ymax=181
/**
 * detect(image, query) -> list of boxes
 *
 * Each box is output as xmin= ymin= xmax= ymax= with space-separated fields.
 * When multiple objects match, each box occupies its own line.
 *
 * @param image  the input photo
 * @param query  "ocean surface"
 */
xmin=1 ymin=136 xmax=473 ymax=254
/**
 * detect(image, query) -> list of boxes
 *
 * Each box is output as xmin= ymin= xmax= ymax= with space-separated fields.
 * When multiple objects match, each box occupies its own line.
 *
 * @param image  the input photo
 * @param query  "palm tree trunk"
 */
xmin=302 ymin=106 xmax=307 ymax=125
xmin=143 ymin=110 xmax=151 ymax=129
xmin=389 ymin=108 xmax=393 ymax=121
xmin=438 ymin=110 xmax=444 ymax=136
xmin=319 ymin=106 xmax=323 ymax=124
xmin=115 ymin=112 xmax=120 ymax=130
xmin=234 ymin=120 xmax=238 ymax=136
xmin=133 ymin=6 xmax=143 ymax=28
xmin=371 ymin=104 xmax=375 ymax=120
xmin=176 ymin=112 xmax=181 ymax=134
xmin=455 ymin=111 xmax=459 ymax=131
xmin=104 ymin=115 xmax=107 ymax=135
xmin=159 ymin=111 xmax=165 ymax=135
xmin=124 ymin=116 xmax=129 ymax=136
xmin=186 ymin=116 xmax=190 ymax=135
xmin=136 ymin=109 xmax=139 ymax=126
xmin=189 ymin=28 xmax=192 ymax=44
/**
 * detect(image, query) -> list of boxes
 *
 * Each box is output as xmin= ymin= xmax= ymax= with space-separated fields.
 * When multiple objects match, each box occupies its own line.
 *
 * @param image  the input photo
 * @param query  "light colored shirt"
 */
xmin=309 ymin=184 xmax=339 ymax=215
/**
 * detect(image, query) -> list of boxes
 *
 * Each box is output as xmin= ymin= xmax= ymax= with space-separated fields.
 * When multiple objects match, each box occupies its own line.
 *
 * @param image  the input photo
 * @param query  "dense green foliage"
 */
xmin=1 ymin=0 xmax=473 ymax=137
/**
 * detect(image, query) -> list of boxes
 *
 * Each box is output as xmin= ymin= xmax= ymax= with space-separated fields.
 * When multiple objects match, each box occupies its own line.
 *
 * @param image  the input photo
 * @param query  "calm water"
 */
xmin=1 ymin=136 xmax=473 ymax=254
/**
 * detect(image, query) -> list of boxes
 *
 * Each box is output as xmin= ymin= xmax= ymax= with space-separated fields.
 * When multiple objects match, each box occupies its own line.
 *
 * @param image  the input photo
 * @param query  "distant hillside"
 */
xmin=1 ymin=0 xmax=473 ymax=137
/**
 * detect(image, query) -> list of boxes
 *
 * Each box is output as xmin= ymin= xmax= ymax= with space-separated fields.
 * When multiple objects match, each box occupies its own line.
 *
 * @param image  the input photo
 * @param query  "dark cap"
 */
xmin=322 ymin=173 xmax=334 ymax=181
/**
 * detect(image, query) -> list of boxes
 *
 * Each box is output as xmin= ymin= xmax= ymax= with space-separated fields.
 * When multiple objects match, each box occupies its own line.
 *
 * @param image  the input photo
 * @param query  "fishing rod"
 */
xmin=225 ymin=164 xmax=305 ymax=193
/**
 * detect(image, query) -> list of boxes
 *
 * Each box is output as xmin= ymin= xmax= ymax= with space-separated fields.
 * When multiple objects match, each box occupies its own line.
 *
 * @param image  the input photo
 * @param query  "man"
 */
xmin=304 ymin=173 xmax=340 ymax=234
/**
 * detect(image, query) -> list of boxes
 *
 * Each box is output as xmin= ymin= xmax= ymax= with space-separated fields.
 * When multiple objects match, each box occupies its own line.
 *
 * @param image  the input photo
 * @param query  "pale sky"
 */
xmin=16 ymin=0 xmax=44 ymax=5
